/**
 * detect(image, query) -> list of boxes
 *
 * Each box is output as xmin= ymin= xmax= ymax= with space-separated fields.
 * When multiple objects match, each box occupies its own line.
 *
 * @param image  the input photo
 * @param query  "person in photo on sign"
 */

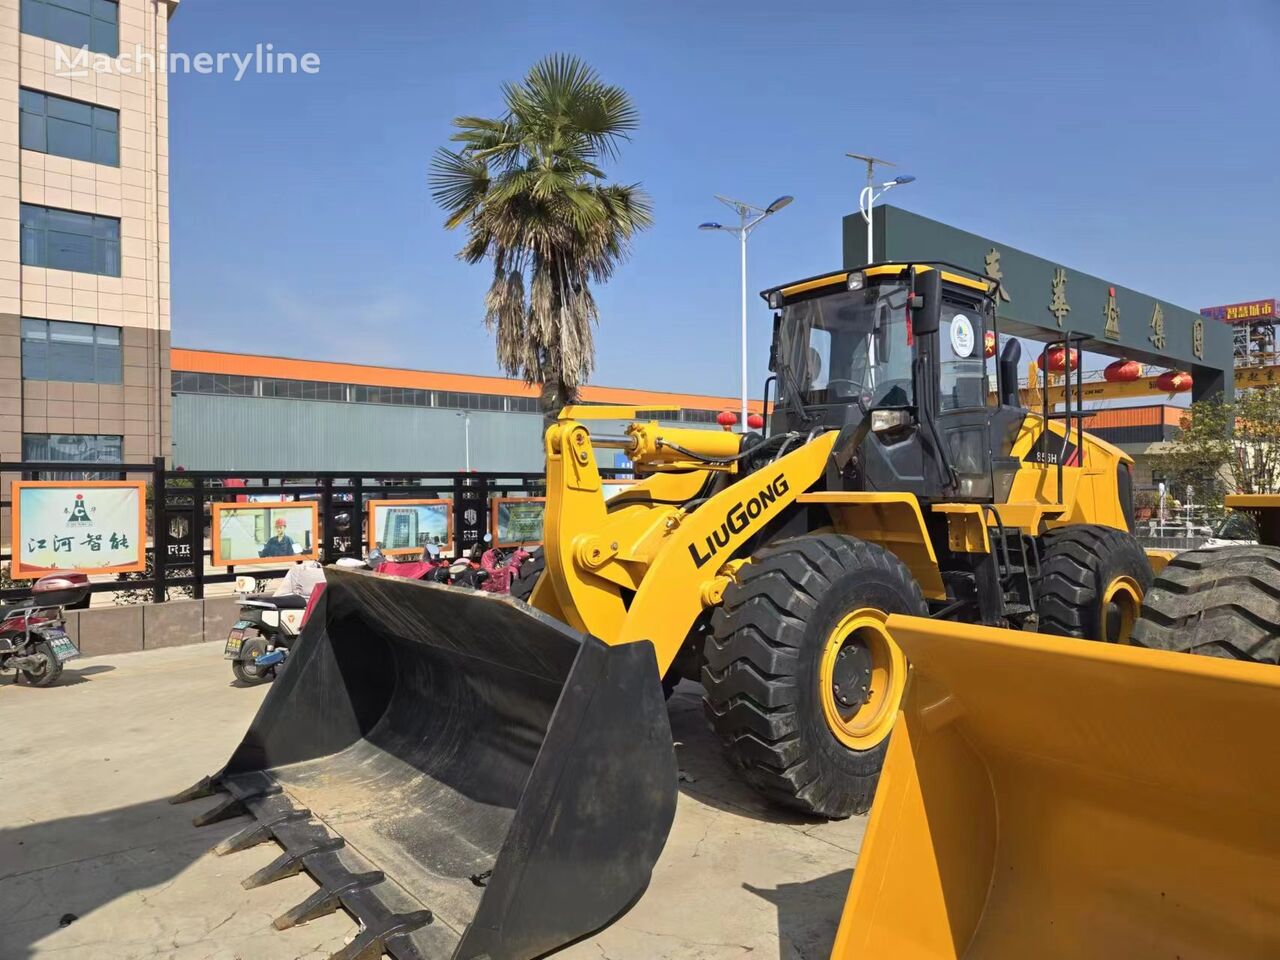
xmin=259 ymin=517 xmax=297 ymax=558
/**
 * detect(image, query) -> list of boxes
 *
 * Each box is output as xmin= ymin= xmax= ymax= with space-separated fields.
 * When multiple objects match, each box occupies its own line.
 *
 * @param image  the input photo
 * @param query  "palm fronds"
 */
xmin=430 ymin=54 xmax=650 ymax=416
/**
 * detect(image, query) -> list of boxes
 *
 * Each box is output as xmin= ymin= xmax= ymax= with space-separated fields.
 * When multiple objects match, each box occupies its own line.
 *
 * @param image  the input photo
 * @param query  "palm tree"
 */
xmin=430 ymin=54 xmax=652 ymax=418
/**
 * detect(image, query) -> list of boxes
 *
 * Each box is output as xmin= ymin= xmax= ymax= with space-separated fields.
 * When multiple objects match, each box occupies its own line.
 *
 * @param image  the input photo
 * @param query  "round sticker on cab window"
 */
xmin=950 ymin=315 xmax=975 ymax=357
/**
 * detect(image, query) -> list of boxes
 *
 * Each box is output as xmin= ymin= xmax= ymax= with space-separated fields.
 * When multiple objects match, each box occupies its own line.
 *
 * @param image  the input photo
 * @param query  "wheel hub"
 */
xmin=831 ymin=642 xmax=873 ymax=711
xmin=817 ymin=608 xmax=907 ymax=752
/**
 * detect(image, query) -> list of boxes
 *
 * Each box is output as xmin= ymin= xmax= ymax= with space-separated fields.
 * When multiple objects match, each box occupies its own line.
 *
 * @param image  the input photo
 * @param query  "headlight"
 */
xmin=767 ymin=290 xmax=784 ymax=309
xmin=871 ymin=409 xmax=914 ymax=433
xmin=846 ymin=272 xmax=865 ymax=292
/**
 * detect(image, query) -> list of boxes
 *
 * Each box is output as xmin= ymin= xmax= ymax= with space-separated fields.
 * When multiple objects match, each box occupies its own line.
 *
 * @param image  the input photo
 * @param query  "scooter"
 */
xmin=0 ymin=573 xmax=88 ymax=687
xmin=224 ymin=564 xmax=324 ymax=685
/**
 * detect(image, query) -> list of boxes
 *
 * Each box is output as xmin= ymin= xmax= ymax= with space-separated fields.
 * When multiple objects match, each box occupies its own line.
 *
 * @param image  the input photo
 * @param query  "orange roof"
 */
xmin=1081 ymin=405 xmax=1186 ymax=429
xmin=172 ymin=349 xmax=764 ymax=414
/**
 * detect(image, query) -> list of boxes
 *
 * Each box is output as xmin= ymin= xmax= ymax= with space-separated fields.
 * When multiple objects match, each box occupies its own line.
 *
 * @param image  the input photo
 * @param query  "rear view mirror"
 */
xmin=912 ymin=270 xmax=943 ymax=337
xmin=999 ymin=338 xmax=1022 ymax=407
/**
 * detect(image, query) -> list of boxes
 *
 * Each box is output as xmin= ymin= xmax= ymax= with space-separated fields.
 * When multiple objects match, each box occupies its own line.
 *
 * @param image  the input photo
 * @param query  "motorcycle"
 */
xmin=224 ymin=563 xmax=325 ymax=685
xmin=478 ymin=543 xmax=533 ymax=593
xmin=0 ymin=573 xmax=88 ymax=687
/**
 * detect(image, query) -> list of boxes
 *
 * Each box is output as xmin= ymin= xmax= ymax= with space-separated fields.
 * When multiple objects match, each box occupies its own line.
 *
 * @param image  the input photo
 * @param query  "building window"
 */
xmin=22 ymin=319 xmax=122 ymax=384
xmin=23 ymin=433 xmax=123 ymax=480
xmin=21 ymin=204 xmax=121 ymax=276
xmin=20 ymin=89 xmax=119 ymax=166
xmin=21 ymin=0 xmax=119 ymax=56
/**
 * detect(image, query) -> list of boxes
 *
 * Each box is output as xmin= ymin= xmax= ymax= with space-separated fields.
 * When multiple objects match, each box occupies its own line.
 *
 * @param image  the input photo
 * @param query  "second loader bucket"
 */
xmin=832 ymin=616 xmax=1280 ymax=960
xmin=175 ymin=568 xmax=677 ymax=960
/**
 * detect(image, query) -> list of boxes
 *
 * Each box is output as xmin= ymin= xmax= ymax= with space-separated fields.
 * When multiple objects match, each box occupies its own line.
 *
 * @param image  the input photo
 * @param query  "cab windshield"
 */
xmin=777 ymin=284 xmax=913 ymax=410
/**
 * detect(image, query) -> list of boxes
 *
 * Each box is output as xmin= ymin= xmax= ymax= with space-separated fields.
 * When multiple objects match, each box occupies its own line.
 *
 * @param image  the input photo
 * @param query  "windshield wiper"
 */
xmin=778 ymin=360 xmax=816 ymax=426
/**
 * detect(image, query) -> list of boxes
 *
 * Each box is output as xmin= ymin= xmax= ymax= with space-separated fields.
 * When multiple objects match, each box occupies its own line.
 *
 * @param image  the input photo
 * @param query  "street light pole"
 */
xmin=456 ymin=411 xmax=471 ymax=471
xmin=847 ymin=153 xmax=915 ymax=263
xmin=700 ymin=194 xmax=794 ymax=430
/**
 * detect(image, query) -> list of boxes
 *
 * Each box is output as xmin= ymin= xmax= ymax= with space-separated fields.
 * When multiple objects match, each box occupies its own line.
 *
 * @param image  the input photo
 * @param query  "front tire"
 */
xmin=1132 ymin=546 xmax=1280 ymax=663
xmin=702 ymin=534 xmax=926 ymax=819
xmin=1037 ymin=525 xmax=1152 ymax=642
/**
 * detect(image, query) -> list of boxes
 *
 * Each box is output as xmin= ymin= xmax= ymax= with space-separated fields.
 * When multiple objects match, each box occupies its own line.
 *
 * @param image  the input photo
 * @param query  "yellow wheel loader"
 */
xmin=175 ymin=261 xmax=1154 ymax=959
xmin=830 ymin=494 xmax=1280 ymax=959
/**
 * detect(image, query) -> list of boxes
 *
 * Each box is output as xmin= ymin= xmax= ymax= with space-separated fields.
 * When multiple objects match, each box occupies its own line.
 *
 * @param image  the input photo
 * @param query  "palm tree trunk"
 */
xmin=540 ymin=374 xmax=576 ymax=426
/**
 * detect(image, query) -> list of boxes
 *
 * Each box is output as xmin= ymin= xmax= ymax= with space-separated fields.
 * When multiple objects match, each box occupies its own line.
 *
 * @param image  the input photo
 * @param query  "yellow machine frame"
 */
xmin=527 ymin=401 xmax=1136 ymax=674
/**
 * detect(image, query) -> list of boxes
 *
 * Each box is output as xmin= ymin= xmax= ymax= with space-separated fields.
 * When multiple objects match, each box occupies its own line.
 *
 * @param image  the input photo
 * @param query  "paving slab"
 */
xmin=0 ymin=642 xmax=863 ymax=960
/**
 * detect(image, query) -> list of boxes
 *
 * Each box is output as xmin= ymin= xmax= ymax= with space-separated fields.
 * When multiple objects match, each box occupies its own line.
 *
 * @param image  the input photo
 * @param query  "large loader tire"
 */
xmin=1037 ymin=525 xmax=1152 ymax=643
xmin=1131 ymin=545 xmax=1280 ymax=663
xmin=702 ymin=534 xmax=927 ymax=819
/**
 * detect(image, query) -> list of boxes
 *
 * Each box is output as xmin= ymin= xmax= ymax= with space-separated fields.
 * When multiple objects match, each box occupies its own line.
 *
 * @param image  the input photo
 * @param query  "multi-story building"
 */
xmin=1 ymin=0 xmax=177 ymax=474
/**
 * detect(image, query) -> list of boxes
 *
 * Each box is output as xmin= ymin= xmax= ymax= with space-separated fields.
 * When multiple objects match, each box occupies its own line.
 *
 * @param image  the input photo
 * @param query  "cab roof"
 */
xmin=760 ymin=263 xmax=993 ymax=303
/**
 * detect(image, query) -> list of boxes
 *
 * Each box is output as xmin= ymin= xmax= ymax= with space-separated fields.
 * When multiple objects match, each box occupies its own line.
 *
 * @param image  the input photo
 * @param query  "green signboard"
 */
xmin=845 ymin=205 xmax=1232 ymax=399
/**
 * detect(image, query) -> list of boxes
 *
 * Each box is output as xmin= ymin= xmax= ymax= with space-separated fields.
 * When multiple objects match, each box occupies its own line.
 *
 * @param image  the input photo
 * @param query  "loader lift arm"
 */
xmin=533 ymin=410 xmax=839 ymax=675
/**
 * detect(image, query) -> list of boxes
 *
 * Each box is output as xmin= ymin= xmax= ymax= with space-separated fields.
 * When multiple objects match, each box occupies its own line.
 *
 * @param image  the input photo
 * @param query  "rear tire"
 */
xmin=1132 ymin=545 xmax=1280 ymax=664
xmin=231 ymin=637 xmax=274 ymax=685
xmin=1037 ymin=525 xmax=1152 ymax=642
xmin=19 ymin=640 xmax=64 ymax=687
xmin=702 ymin=534 xmax=926 ymax=819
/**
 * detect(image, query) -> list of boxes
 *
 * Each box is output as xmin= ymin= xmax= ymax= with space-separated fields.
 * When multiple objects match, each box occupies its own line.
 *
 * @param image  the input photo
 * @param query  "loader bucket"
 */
xmin=832 ymin=616 xmax=1280 ymax=960
xmin=174 ymin=568 xmax=677 ymax=960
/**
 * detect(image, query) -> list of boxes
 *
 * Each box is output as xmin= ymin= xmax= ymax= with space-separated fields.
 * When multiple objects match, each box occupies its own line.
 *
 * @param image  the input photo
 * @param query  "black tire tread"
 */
xmin=702 ymin=534 xmax=925 ymax=818
xmin=1037 ymin=525 xmax=1152 ymax=639
xmin=1132 ymin=545 xmax=1280 ymax=664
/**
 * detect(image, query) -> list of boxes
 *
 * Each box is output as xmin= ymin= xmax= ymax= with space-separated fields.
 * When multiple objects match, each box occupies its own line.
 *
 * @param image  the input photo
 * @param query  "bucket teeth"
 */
xmin=273 ymin=870 xmax=385 ymax=930
xmin=192 ymin=782 xmax=281 ymax=828
xmin=326 ymin=910 xmax=434 ymax=960
xmin=213 ymin=809 xmax=312 ymax=856
xmin=242 ymin=836 xmax=345 ymax=889
xmin=191 ymin=795 xmax=247 ymax=828
xmin=169 ymin=774 xmax=221 ymax=805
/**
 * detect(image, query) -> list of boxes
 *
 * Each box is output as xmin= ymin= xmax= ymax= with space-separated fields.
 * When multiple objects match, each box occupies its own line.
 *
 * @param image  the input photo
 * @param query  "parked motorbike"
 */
xmin=224 ymin=563 xmax=324 ymax=685
xmin=479 ymin=544 xmax=533 ymax=593
xmin=0 ymin=573 xmax=88 ymax=687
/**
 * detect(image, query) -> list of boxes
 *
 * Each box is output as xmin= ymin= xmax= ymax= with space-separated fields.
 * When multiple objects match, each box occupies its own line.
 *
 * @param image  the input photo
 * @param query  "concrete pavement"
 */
xmin=0 ymin=642 xmax=864 ymax=960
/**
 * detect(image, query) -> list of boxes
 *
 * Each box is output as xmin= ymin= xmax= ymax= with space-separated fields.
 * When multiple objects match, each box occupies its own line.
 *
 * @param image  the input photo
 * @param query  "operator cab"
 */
xmin=762 ymin=264 xmax=1024 ymax=503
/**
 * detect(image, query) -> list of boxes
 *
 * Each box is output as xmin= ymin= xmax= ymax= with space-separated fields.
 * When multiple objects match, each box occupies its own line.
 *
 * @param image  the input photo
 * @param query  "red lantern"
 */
xmin=716 ymin=410 xmax=739 ymax=430
xmin=1103 ymin=359 xmax=1141 ymax=383
xmin=984 ymin=331 xmax=997 ymax=359
xmin=1156 ymin=371 xmax=1193 ymax=393
xmin=747 ymin=413 xmax=765 ymax=430
xmin=1040 ymin=346 xmax=1079 ymax=372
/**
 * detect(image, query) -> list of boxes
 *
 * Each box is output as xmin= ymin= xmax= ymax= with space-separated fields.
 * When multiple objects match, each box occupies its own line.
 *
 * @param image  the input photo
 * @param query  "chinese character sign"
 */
xmin=984 ymin=248 xmax=1011 ymax=304
xmin=1149 ymin=303 xmax=1166 ymax=350
xmin=12 ymin=481 xmax=146 ymax=578
xmin=1201 ymin=299 xmax=1277 ymax=323
xmin=210 ymin=501 xmax=319 ymax=567
xmin=1104 ymin=287 xmax=1121 ymax=340
xmin=367 ymin=499 xmax=452 ymax=556
xmin=492 ymin=498 xmax=546 ymax=547
xmin=1048 ymin=268 xmax=1070 ymax=327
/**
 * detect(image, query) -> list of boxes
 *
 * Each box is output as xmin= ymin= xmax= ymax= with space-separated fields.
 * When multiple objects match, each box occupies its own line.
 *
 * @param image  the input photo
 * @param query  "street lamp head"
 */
xmin=699 ymin=222 xmax=724 ymax=231
xmin=765 ymin=195 xmax=794 ymax=215
xmin=891 ymin=175 xmax=916 ymax=185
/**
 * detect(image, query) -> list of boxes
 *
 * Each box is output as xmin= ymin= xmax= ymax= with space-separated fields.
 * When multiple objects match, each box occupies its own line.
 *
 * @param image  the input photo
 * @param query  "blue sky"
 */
xmin=168 ymin=0 xmax=1279 ymax=397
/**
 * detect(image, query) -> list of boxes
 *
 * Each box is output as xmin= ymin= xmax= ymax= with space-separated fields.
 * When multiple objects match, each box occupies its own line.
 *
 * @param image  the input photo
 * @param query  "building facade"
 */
xmin=1 ymin=0 xmax=177 ymax=473
xmin=170 ymin=349 xmax=763 ymax=473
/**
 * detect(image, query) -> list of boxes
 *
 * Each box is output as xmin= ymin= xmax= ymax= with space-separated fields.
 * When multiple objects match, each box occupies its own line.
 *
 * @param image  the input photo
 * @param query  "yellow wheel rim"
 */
xmin=818 ymin=608 xmax=906 ymax=751
xmin=1101 ymin=575 xmax=1143 ymax=644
